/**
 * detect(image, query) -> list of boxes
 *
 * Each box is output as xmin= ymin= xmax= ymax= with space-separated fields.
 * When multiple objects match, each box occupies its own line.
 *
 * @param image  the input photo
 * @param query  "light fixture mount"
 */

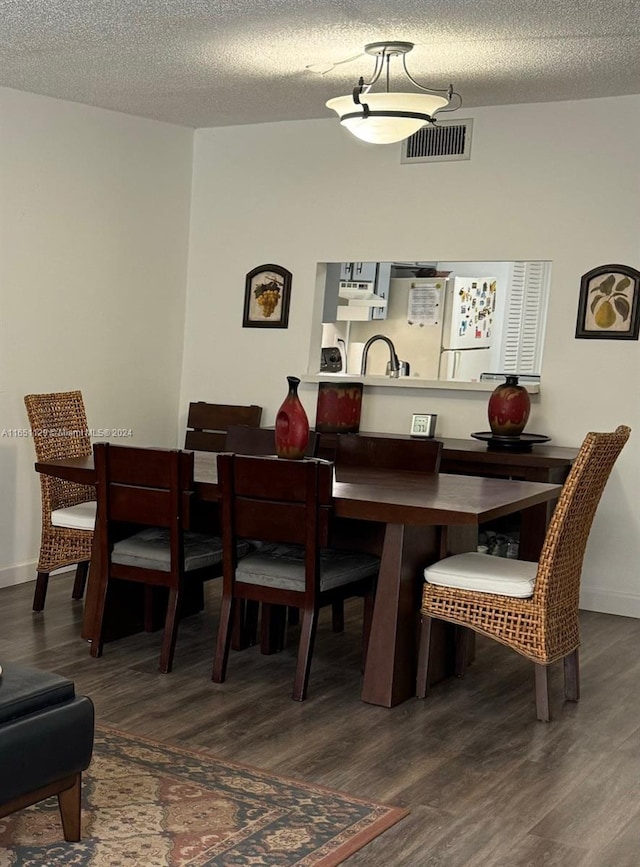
xmin=363 ymin=41 xmax=414 ymax=57
xmin=325 ymin=40 xmax=461 ymax=145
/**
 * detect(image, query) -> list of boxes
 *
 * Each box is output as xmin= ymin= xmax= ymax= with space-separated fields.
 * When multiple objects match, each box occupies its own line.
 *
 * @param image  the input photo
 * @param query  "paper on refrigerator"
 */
xmin=407 ymin=280 xmax=445 ymax=326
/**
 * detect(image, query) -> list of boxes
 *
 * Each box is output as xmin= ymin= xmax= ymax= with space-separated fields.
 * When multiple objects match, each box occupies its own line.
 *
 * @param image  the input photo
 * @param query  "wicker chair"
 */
xmin=24 ymin=391 xmax=96 ymax=611
xmin=416 ymin=425 xmax=630 ymax=721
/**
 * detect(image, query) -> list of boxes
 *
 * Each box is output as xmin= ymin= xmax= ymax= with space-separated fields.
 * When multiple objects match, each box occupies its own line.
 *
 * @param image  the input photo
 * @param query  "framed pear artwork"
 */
xmin=575 ymin=264 xmax=640 ymax=340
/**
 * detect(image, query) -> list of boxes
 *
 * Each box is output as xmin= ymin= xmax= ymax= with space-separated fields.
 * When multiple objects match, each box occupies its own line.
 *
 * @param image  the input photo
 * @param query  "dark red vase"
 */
xmin=315 ymin=381 xmax=363 ymax=434
xmin=275 ymin=376 xmax=309 ymax=459
xmin=488 ymin=375 xmax=531 ymax=436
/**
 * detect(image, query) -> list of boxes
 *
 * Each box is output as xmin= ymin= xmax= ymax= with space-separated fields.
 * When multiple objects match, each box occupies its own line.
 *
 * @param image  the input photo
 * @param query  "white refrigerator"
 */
xmin=438 ymin=276 xmax=498 ymax=380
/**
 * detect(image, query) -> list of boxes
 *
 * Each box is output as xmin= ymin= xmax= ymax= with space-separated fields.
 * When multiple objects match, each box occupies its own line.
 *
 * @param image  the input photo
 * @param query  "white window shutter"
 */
xmin=500 ymin=262 xmax=549 ymax=375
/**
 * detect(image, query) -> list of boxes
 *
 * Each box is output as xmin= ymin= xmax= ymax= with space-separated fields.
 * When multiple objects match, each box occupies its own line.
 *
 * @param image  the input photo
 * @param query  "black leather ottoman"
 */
xmin=0 ymin=663 xmax=94 ymax=841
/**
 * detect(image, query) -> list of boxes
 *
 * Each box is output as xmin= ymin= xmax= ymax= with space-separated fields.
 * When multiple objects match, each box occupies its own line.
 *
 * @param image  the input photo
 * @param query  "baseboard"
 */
xmin=580 ymin=588 xmax=640 ymax=619
xmin=0 ymin=561 xmax=37 ymax=589
xmin=0 ymin=562 xmax=74 ymax=590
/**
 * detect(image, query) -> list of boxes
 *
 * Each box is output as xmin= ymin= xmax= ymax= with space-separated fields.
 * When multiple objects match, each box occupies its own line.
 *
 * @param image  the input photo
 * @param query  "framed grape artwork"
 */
xmin=575 ymin=263 xmax=640 ymax=340
xmin=242 ymin=264 xmax=292 ymax=328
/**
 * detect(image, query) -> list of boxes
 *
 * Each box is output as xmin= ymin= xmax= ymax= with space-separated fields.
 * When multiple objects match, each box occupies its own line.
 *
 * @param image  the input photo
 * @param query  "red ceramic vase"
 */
xmin=487 ymin=375 xmax=531 ymax=436
xmin=275 ymin=376 xmax=310 ymax=459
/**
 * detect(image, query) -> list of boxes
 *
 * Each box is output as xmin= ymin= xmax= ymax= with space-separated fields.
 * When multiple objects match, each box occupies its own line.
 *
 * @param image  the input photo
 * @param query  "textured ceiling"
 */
xmin=1 ymin=0 xmax=639 ymax=128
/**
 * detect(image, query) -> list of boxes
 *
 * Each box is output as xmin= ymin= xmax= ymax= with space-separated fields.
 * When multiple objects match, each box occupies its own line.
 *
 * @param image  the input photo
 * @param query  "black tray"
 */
xmin=471 ymin=432 xmax=551 ymax=452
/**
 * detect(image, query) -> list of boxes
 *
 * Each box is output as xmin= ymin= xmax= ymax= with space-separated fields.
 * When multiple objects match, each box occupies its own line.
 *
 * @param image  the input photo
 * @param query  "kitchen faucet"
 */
xmin=360 ymin=335 xmax=400 ymax=378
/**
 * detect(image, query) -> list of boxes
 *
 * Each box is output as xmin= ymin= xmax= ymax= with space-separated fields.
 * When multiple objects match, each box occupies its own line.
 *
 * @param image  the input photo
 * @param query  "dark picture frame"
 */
xmin=242 ymin=264 xmax=292 ymax=329
xmin=575 ymin=263 xmax=640 ymax=340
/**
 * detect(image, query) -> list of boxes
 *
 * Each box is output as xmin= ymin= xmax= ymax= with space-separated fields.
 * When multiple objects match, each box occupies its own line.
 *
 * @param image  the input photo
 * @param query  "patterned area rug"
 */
xmin=0 ymin=727 xmax=408 ymax=866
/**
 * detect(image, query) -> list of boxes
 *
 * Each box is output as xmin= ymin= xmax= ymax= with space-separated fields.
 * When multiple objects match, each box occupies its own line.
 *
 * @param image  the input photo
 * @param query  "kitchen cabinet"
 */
xmin=322 ymin=262 xmax=342 ymax=323
xmin=340 ymin=261 xmax=378 ymax=283
xmin=324 ymin=261 xmax=392 ymax=322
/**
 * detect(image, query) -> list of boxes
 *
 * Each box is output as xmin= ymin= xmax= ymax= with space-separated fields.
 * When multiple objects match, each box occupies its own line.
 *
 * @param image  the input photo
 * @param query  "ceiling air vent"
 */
xmin=401 ymin=118 xmax=473 ymax=164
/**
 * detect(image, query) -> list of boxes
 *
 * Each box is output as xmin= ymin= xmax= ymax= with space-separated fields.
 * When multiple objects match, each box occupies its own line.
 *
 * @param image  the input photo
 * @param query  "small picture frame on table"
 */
xmin=575 ymin=264 xmax=640 ymax=340
xmin=410 ymin=413 xmax=438 ymax=438
xmin=242 ymin=264 xmax=292 ymax=329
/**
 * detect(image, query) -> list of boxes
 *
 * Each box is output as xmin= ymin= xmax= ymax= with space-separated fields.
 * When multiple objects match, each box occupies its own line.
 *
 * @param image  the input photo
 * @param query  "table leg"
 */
xmin=361 ymin=523 xmax=437 ymax=707
xmin=519 ymin=501 xmax=556 ymax=561
xmin=361 ymin=522 xmax=477 ymax=707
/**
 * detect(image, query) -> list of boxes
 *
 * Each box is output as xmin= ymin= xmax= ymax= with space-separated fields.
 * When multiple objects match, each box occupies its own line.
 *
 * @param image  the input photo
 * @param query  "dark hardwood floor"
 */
xmin=1 ymin=574 xmax=639 ymax=866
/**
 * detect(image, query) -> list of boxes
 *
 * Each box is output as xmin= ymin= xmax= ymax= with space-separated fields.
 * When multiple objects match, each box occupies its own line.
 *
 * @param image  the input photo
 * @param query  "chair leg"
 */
xmin=159 ymin=587 xmax=182 ymax=674
xmin=534 ymin=663 xmax=551 ymax=722
xmin=260 ymin=604 xmax=287 ymax=654
xmin=287 ymin=606 xmax=300 ymax=627
xmin=58 ymin=773 xmax=82 ymax=842
xmin=244 ymin=600 xmax=260 ymax=646
xmin=143 ymin=586 xmax=155 ymax=632
xmin=212 ymin=595 xmax=235 ymax=683
xmin=72 ymin=562 xmax=89 ymax=600
xmin=564 ymin=648 xmax=580 ymax=702
xmin=231 ymin=600 xmax=256 ymax=650
xmin=32 ymin=571 xmax=50 ymax=611
xmin=416 ymin=615 xmax=433 ymax=699
xmin=293 ymin=607 xmax=318 ymax=701
xmin=331 ymin=600 xmax=344 ymax=633
xmin=455 ymin=626 xmax=470 ymax=678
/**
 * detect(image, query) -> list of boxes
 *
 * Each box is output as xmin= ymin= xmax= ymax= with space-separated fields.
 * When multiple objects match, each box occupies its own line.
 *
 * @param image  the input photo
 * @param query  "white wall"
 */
xmin=181 ymin=95 xmax=640 ymax=617
xmin=0 ymin=86 xmax=194 ymax=586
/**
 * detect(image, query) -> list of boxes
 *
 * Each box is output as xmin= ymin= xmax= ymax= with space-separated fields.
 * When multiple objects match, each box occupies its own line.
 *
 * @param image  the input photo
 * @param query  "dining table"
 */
xmin=35 ymin=450 xmax=563 ymax=707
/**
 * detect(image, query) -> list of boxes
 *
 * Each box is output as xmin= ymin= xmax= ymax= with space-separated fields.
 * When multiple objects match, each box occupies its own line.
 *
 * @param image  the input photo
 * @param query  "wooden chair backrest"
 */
xmin=94 ymin=443 xmax=194 ymax=577
xmin=185 ymin=402 xmax=262 ymax=452
xmin=217 ymin=454 xmax=333 ymax=595
xmin=335 ymin=434 xmax=443 ymax=473
xmin=225 ymin=425 xmax=319 ymax=458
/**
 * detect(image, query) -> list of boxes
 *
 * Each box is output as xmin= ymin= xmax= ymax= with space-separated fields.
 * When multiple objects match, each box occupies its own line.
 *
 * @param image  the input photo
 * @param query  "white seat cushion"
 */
xmin=51 ymin=501 xmax=96 ymax=531
xmin=236 ymin=543 xmax=379 ymax=592
xmin=424 ymin=551 xmax=536 ymax=598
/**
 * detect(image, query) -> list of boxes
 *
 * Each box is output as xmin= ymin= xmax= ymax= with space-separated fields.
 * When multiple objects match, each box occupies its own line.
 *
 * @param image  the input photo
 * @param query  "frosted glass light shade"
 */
xmin=326 ymin=91 xmax=449 ymax=144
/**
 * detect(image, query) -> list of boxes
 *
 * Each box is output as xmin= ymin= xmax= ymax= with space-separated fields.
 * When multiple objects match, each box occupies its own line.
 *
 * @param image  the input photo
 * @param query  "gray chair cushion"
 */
xmin=236 ymin=543 xmax=379 ymax=592
xmin=112 ymin=527 xmax=237 ymax=573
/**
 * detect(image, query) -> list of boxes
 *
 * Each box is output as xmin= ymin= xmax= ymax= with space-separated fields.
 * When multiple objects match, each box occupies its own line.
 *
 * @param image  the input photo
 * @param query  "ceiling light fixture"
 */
xmin=325 ymin=41 xmax=461 ymax=145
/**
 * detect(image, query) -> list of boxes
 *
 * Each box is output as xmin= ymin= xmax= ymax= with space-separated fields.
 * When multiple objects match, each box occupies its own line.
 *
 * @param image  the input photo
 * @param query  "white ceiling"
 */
xmin=2 ymin=0 xmax=639 ymax=129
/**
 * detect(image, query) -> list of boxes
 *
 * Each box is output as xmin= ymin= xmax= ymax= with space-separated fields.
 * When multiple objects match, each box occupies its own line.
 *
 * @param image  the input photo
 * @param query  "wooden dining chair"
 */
xmin=331 ymin=433 xmax=444 ymax=632
xmin=335 ymin=433 xmax=443 ymax=473
xmin=225 ymin=425 xmax=319 ymax=457
xmin=184 ymin=402 xmax=262 ymax=452
xmin=416 ymin=425 xmax=631 ymax=721
xmin=90 ymin=443 xmax=243 ymax=673
xmin=24 ymin=391 xmax=96 ymax=611
xmin=224 ymin=425 xmax=319 ymax=645
xmin=212 ymin=454 xmax=380 ymax=701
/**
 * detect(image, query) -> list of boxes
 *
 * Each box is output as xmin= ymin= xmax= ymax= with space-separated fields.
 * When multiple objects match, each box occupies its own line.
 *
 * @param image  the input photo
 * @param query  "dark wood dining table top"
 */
xmin=36 ymin=451 xmax=562 ymax=528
